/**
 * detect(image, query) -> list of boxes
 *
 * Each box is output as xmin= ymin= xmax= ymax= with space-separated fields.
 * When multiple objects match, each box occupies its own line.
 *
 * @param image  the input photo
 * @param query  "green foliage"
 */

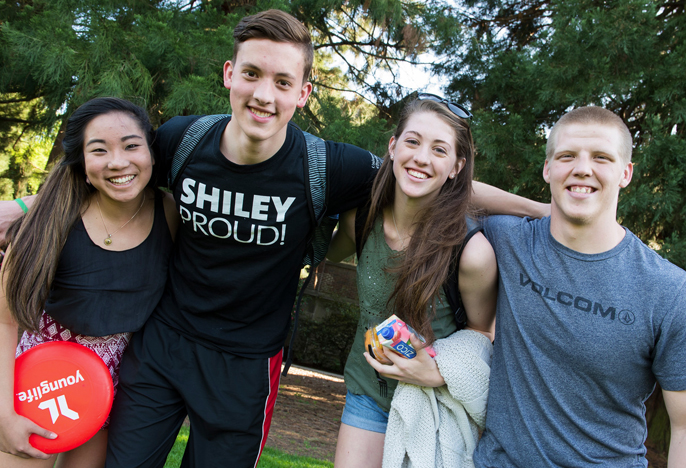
xmin=257 ymin=446 xmax=333 ymax=467
xmin=435 ymin=0 xmax=686 ymax=269
xmin=163 ymin=426 xmax=333 ymax=468
xmin=163 ymin=425 xmax=188 ymax=468
xmin=0 ymin=94 xmax=54 ymax=198
xmin=0 ymin=0 xmax=437 ymax=198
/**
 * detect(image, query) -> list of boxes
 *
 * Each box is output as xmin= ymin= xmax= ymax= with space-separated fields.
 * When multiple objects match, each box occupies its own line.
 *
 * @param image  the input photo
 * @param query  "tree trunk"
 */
xmin=45 ymin=117 xmax=67 ymax=170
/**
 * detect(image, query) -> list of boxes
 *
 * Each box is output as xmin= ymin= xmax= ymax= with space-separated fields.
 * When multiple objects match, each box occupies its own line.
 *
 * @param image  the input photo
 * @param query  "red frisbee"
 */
xmin=14 ymin=341 xmax=114 ymax=453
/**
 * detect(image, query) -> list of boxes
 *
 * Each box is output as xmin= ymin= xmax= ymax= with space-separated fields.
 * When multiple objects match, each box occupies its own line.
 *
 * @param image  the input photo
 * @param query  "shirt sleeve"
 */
xmin=653 ymin=281 xmax=686 ymax=391
xmin=153 ymin=115 xmax=202 ymax=189
xmin=482 ymin=215 xmax=510 ymax=245
xmin=325 ymin=141 xmax=381 ymax=215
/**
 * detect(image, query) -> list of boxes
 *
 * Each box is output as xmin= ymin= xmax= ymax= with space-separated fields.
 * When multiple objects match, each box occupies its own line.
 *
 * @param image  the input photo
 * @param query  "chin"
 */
xmin=561 ymin=212 xmax=596 ymax=226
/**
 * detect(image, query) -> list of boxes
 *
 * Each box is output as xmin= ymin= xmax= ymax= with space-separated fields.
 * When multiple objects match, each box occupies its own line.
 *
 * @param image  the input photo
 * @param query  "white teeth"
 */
xmin=408 ymin=169 xmax=428 ymax=179
xmin=570 ymin=186 xmax=592 ymax=194
xmin=109 ymin=175 xmax=134 ymax=184
xmin=251 ymin=108 xmax=272 ymax=118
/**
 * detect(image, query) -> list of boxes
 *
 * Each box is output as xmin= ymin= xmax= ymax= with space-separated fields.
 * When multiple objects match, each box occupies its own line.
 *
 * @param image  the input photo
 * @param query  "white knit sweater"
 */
xmin=382 ymin=329 xmax=493 ymax=468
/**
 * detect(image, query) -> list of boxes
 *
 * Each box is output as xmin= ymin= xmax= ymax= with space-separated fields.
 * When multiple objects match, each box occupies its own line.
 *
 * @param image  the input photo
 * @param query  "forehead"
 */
xmin=84 ymin=112 xmax=142 ymax=138
xmin=553 ymin=123 xmax=623 ymax=158
xmin=234 ymin=38 xmax=307 ymax=82
xmin=402 ymin=112 xmax=456 ymax=141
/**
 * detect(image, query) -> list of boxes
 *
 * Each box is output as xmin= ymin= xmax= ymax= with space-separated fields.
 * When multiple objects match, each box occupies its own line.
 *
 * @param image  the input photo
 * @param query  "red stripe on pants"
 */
xmin=253 ymin=349 xmax=283 ymax=468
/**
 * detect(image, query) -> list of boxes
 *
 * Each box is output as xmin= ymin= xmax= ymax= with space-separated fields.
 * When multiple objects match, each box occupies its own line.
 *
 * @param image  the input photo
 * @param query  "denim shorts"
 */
xmin=340 ymin=390 xmax=389 ymax=433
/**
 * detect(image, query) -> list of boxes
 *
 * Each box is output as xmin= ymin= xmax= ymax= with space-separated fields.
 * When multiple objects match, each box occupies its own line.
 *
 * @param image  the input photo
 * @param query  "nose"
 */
xmin=412 ymin=144 xmax=431 ymax=165
xmin=108 ymin=148 xmax=130 ymax=170
xmin=572 ymin=153 xmax=592 ymax=177
xmin=253 ymin=80 xmax=275 ymax=105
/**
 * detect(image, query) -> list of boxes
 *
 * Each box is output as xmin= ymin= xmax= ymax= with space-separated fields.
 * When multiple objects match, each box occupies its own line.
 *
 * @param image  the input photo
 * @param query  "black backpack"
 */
xmin=169 ymin=114 xmax=338 ymax=375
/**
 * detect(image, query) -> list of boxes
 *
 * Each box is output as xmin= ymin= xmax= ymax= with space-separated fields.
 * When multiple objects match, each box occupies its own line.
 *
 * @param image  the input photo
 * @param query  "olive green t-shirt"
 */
xmin=344 ymin=216 xmax=458 ymax=412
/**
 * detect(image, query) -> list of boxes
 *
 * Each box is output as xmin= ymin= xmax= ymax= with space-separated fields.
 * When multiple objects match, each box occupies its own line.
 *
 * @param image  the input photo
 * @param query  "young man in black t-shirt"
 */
xmin=103 ymin=9 xmax=379 ymax=468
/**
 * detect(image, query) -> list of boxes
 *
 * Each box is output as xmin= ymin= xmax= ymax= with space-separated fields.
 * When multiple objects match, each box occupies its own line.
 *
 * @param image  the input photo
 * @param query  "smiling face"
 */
xmin=543 ymin=123 xmax=633 ymax=229
xmin=83 ymin=111 xmax=154 ymax=205
xmin=223 ymin=38 xmax=312 ymax=154
xmin=390 ymin=111 xmax=465 ymax=206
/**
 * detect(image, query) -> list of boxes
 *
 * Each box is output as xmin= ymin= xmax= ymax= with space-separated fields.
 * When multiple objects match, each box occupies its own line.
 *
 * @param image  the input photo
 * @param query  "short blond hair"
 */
xmin=546 ymin=106 xmax=633 ymax=164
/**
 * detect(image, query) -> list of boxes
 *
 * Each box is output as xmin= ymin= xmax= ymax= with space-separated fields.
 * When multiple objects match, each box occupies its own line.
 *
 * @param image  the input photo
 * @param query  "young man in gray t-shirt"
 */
xmin=473 ymin=106 xmax=686 ymax=467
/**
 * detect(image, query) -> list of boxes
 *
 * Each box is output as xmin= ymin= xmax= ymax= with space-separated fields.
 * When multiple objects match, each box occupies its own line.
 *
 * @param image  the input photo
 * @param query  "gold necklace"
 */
xmin=95 ymin=193 xmax=146 ymax=246
xmin=391 ymin=207 xmax=407 ymax=250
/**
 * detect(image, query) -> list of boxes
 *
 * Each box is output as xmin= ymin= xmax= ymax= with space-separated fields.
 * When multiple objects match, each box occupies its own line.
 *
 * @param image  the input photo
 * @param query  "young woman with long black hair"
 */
xmin=0 ymin=97 xmax=177 ymax=468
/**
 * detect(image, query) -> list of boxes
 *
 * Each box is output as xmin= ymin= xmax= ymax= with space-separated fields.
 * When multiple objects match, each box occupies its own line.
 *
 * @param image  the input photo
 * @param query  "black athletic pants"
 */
xmin=105 ymin=317 xmax=282 ymax=468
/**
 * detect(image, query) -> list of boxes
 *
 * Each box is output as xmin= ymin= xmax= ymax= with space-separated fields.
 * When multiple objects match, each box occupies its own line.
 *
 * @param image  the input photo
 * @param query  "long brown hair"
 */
xmin=3 ymin=97 xmax=155 ymax=332
xmin=362 ymin=98 xmax=475 ymax=344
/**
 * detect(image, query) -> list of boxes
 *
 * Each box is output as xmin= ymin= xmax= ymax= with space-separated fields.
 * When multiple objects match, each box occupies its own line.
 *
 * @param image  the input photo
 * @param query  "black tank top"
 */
xmin=45 ymin=194 xmax=173 ymax=336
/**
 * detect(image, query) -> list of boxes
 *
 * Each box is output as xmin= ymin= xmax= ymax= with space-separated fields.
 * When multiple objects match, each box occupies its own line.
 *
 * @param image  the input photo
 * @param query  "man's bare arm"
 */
xmin=472 ymin=181 xmax=550 ymax=218
xmin=664 ymin=388 xmax=686 ymax=468
xmin=0 ymin=196 xmax=35 ymax=246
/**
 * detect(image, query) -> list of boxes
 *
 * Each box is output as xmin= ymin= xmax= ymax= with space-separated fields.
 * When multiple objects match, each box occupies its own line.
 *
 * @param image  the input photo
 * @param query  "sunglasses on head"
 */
xmin=417 ymin=93 xmax=473 ymax=120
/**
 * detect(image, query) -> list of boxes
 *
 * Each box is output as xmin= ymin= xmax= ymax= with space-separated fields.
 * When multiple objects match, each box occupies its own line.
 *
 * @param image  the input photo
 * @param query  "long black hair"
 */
xmin=4 ymin=97 xmax=155 ymax=331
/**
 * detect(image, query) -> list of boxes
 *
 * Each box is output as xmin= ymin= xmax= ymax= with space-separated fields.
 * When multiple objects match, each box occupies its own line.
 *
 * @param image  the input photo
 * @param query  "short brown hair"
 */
xmin=232 ymin=9 xmax=314 ymax=83
xmin=546 ymin=106 xmax=633 ymax=164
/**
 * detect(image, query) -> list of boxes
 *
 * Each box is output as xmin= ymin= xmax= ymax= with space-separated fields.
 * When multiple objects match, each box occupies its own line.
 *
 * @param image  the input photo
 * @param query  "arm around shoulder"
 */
xmin=0 ymin=196 xmax=36 ymax=247
xmin=458 ymin=232 xmax=498 ymax=340
xmin=472 ymin=181 xmax=550 ymax=218
xmin=664 ymin=388 xmax=686 ymax=468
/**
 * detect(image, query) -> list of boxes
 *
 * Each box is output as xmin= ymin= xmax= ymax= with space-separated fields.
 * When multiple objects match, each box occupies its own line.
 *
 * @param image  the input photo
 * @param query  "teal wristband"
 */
xmin=14 ymin=198 xmax=28 ymax=214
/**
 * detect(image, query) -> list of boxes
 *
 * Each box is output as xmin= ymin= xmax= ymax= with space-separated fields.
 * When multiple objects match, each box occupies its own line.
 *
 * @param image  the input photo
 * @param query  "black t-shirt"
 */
xmin=152 ymin=115 xmax=379 ymax=357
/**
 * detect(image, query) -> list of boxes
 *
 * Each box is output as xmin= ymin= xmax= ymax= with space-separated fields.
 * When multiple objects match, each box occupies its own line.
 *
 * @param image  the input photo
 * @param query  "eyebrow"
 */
xmin=86 ymin=134 xmax=143 ymax=146
xmin=405 ymin=130 xmax=453 ymax=147
xmin=241 ymin=62 xmax=297 ymax=81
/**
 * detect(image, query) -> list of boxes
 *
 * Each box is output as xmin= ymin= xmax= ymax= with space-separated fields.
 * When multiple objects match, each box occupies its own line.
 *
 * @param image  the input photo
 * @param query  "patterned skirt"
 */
xmin=16 ymin=312 xmax=132 ymax=429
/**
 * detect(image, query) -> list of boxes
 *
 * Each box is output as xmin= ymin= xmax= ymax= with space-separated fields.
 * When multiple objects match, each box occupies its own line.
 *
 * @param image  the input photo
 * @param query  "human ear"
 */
xmin=619 ymin=162 xmax=633 ymax=188
xmin=297 ymin=81 xmax=313 ymax=108
xmin=452 ymin=158 xmax=466 ymax=178
xmin=387 ymin=136 xmax=396 ymax=159
xmin=543 ymin=159 xmax=551 ymax=184
xmin=223 ymin=61 xmax=234 ymax=90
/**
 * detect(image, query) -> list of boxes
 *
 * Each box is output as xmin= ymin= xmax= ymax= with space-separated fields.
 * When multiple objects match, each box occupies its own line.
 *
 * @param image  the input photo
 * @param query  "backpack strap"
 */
xmin=282 ymin=128 xmax=333 ymax=376
xmin=169 ymin=114 xmax=231 ymax=189
xmin=443 ymin=217 xmax=483 ymax=329
xmin=300 ymin=130 xmax=333 ymax=267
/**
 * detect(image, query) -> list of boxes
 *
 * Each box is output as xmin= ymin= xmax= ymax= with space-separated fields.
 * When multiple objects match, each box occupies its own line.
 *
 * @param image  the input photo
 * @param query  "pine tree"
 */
xmin=433 ymin=0 xmax=686 ymax=271
xmin=0 ymin=0 xmax=442 ymax=194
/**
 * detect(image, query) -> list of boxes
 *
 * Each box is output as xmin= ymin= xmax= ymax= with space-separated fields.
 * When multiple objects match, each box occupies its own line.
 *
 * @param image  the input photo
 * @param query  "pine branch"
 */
xmin=0 ymin=117 xmax=36 ymax=124
xmin=314 ymin=82 xmax=376 ymax=106
xmin=12 ymin=124 xmax=31 ymax=149
xmin=0 ymin=97 xmax=39 ymax=104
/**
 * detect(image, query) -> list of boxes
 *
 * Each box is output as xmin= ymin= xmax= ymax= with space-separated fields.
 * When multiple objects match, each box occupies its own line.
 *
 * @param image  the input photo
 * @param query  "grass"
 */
xmin=163 ymin=426 xmax=333 ymax=468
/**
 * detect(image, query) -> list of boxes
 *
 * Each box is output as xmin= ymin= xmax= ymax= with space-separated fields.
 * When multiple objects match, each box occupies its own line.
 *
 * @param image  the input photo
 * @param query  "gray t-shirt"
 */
xmin=474 ymin=216 xmax=686 ymax=467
